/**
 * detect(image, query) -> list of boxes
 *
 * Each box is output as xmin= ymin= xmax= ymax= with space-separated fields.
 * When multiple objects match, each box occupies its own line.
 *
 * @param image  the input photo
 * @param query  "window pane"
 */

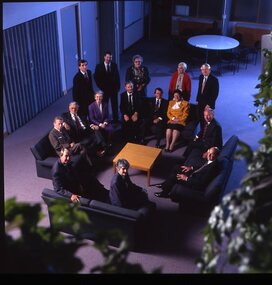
xmin=231 ymin=0 xmax=258 ymax=22
xmin=198 ymin=0 xmax=223 ymax=20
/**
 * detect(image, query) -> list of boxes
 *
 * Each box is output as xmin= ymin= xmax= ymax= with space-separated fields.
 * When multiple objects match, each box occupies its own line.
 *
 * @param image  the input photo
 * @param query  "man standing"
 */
xmin=72 ymin=59 xmax=94 ymax=119
xmin=94 ymin=51 xmax=120 ymax=123
xmin=196 ymin=63 xmax=219 ymax=124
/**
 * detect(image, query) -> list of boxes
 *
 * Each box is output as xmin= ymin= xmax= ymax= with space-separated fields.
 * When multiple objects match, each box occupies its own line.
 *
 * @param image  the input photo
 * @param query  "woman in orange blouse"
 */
xmin=165 ymin=89 xmax=189 ymax=152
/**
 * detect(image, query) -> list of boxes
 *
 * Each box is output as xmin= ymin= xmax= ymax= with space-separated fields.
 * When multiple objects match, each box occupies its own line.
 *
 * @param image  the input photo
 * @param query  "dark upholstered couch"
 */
xmin=41 ymin=188 xmax=156 ymax=250
xmin=169 ymin=135 xmax=239 ymax=212
xmin=30 ymin=132 xmax=58 ymax=179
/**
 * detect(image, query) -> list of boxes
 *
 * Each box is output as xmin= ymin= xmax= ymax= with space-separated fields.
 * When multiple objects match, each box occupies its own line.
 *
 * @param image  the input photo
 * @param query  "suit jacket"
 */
xmin=93 ymin=62 xmax=120 ymax=94
xmin=196 ymin=73 xmax=219 ymax=110
xmin=125 ymin=65 xmax=150 ymax=97
xmin=88 ymin=101 xmax=110 ymax=126
xmin=185 ymin=160 xmax=219 ymax=190
xmin=110 ymin=173 xmax=148 ymax=209
xmin=72 ymin=70 xmax=94 ymax=116
xmin=196 ymin=119 xmax=223 ymax=150
xmin=52 ymin=159 xmax=81 ymax=198
xmin=52 ymin=159 xmax=108 ymax=201
xmin=61 ymin=111 xmax=93 ymax=143
xmin=168 ymin=71 xmax=192 ymax=101
xmin=167 ymin=100 xmax=190 ymax=126
xmin=120 ymin=91 xmax=142 ymax=117
xmin=48 ymin=127 xmax=73 ymax=155
xmin=147 ymin=97 xmax=168 ymax=123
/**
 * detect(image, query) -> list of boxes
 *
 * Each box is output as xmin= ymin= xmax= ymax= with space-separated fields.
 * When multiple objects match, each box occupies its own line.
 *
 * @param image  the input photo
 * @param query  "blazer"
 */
xmin=88 ymin=101 xmax=110 ymax=126
xmin=125 ymin=65 xmax=150 ymax=97
xmin=196 ymin=73 xmax=219 ymax=110
xmin=61 ymin=111 xmax=92 ymax=143
xmin=167 ymin=100 xmax=190 ymax=126
xmin=48 ymin=127 xmax=72 ymax=155
xmin=197 ymin=119 xmax=223 ymax=150
xmin=119 ymin=91 xmax=141 ymax=117
xmin=72 ymin=70 xmax=95 ymax=110
xmin=147 ymin=97 xmax=168 ymax=123
xmin=94 ymin=62 xmax=120 ymax=94
xmin=168 ymin=71 xmax=192 ymax=101
xmin=52 ymin=159 xmax=81 ymax=199
xmin=185 ymin=160 xmax=219 ymax=190
xmin=110 ymin=173 xmax=148 ymax=209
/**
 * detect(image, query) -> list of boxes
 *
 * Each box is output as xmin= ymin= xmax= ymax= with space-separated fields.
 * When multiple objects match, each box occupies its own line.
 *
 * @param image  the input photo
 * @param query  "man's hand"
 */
xmin=153 ymin=118 xmax=160 ymax=124
xmin=131 ymin=112 xmax=138 ymax=122
xmin=176 ymin=173 xmax=188 ymax=181
xmin=70 ymin=142 xmax=75 ymax=148
xmin=71 ymin=194 xmax=80 ymax=203
xmin=63 ymin=122 xmax=70 ymax=130
xmin=180 ymin=165 xmax=192 ymax=173
xmin=124 ymin=114 xmax=130 ymax=122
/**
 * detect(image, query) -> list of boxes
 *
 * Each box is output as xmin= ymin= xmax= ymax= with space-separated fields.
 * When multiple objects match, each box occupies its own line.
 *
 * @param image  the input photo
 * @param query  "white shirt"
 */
xmin=70 ymin=112 xmax=85 ymax=129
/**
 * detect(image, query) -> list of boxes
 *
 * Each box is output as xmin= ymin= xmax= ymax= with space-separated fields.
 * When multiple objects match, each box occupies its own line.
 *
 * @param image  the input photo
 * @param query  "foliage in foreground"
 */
xmin=4 ymin=197 xmax=160 ymax=273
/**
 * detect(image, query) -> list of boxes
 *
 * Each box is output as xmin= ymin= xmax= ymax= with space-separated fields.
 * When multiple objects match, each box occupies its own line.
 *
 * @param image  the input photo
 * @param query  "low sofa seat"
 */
xmin=169 ymin=135 xmax=239 ymax=212
xmin=41 ymin=188 xmax=156 ymax=250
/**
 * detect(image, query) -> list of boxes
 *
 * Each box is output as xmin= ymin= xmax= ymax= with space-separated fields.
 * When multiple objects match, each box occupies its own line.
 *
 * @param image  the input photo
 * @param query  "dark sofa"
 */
xmin=30 ymin=132 xmax=58 ymax=179
xmin=41 ymin=188 xmax=156 ymax=250
xmin=169 ymin=135 xmax=239 ymax=212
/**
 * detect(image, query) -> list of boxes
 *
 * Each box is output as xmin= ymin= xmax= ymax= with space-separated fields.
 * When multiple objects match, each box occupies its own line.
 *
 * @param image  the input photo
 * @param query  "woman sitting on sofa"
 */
xmin=165 ymin=89 xmax=189 ymax=152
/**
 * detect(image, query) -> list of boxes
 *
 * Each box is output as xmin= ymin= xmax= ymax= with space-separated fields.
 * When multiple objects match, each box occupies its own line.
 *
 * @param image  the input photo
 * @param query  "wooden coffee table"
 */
xmin=113 ymin=143 xmax=162 ymax=187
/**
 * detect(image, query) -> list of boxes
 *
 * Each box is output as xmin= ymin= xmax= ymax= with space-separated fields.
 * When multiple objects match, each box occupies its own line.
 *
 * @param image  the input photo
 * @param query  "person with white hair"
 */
xmin=168 ymin=61 xmax=191 ymax=101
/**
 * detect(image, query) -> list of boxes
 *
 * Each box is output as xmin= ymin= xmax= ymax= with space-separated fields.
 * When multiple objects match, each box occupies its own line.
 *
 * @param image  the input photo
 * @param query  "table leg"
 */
xmin=147 ymin=170 xmax=150 ymax=187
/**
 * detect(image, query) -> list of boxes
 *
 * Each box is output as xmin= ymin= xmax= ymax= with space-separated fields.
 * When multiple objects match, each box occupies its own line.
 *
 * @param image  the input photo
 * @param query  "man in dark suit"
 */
xmin=72 ymin=59 xmax=95 ymax=119
xmin=94 ymin=51 xmax=120 ymax=123
xmin=52 ymin=148 xmax=109 ymax=203
xmin=146 ymin=87 xmax=168 ymax=148
xmin=196 ymin=63 xmax=219 ymax=124
xmin=183 ymin=108 xmax=222 ymax=159
xmin=154 ymin=147 xmax=220 ymax=198
xmin=61 ymin=101 xmax=106 ymax=156
xmin=119 ymin=81 xmax=145 ymax=143
xmin=48 ymin=116 xmax=93 ymax=166
xmin=110 ymin=159 xmax=155 ymax=210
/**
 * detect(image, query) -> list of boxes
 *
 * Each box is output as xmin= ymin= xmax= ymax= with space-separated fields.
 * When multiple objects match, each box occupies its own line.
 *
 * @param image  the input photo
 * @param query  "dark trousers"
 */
xmin=104 ymin=92 xmax=119 ymax=122
xmin=150 ymin=121 xmax=165 ymax=145
xmin=122 ymin=118 xmax=145 ymax=143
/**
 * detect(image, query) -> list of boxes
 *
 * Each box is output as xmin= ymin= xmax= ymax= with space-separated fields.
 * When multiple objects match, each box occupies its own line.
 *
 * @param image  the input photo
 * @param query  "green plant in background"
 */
xmin=4 ymin=197 xmax=160 ymax=273
xmin=198 ymin=41 xmax=272 ymax=273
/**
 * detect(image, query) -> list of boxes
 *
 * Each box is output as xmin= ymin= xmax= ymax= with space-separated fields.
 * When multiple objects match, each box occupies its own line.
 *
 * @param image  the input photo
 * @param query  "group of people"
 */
xmin=48 ymin=51 xmax=224 ymax=211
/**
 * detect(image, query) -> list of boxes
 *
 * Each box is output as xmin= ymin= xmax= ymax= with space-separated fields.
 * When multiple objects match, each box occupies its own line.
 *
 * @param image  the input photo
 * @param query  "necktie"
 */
xmin=84 ymin=72 xmax=88 ymax=80
xmin=192 ymin=161 xmax=209 ymax=174
xmin=201 ymin=77 xmax=206 ymax=94
xmin=202 ymin=122 xmax=208 ymax=139
xmin=74 ymin=115 xmax=82 ymax=129
xmin=129 ymin=94 xmax=133 ymax=106
xmin=155 ymin=99 xmax=160 ymax=111
xmin=106 ymin=64 xmax=110 ymax=73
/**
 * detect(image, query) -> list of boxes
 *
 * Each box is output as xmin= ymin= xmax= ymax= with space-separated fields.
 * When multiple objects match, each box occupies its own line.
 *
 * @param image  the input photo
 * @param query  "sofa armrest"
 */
xmin=89 ymin=200 xmax=141 ymax=220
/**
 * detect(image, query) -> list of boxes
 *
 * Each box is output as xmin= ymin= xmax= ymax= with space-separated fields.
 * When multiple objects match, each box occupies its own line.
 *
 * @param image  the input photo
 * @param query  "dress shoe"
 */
xmin=155 ymin=184 xmax=163 ymax=188
xmin=155 ymin=144 xmax=161 ymax=148
xmin=164 ymin=148 xmax=169 ymax=152
xmin=154 ymin=191 xmax=169 ymax=198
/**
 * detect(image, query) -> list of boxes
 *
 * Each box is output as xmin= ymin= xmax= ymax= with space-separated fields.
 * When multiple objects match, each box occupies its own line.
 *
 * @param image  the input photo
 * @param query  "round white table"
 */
xmin=188 ymin=35 xmax=239 ymax=62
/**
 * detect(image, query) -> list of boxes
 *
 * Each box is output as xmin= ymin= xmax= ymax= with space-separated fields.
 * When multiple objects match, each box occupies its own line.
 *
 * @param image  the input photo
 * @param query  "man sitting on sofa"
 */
xmin=52 ymin=148 xmax=109 ymax=203
xmin=183 ymin=108 xmax=222 ymax=159
xmin=154 ymin=147 xmax=220 ymax=198
xmin=110 ymin=159 xmax=156 ymax=211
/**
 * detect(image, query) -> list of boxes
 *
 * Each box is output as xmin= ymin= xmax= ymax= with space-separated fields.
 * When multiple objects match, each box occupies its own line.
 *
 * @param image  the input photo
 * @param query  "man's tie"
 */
xmin=74 ymin=115 xmax=82 ymax=129
xmin=84 ymin=72 xmax=88 ymax=80
xmin=192 ymin=161 xmax=209 ymax=174
xmin=201 ymin=77 xmax=206 ymax=94
xmin=106 ymin=64 xmax=110 ymax=73
xmin=155 ymin=99 xmax=160 ymax=111
xmin=202 ymin=122 xmax=208 ymax=139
